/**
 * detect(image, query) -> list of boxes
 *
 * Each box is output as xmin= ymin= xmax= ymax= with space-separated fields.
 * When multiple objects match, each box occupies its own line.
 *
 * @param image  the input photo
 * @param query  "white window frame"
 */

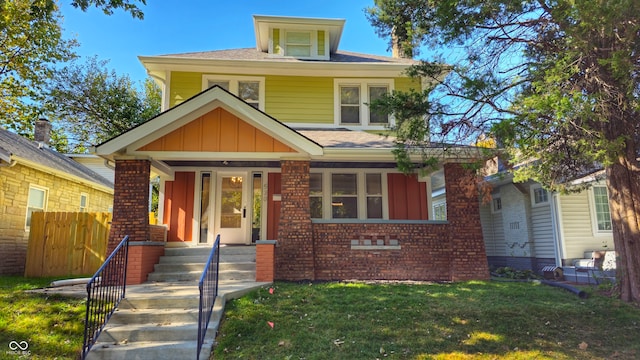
xmin=589 ymin=185 xmax=613 ymax=234
xmin=334 ymin=79 xmax=395 ymax=129
xmin=311 ymin=170 xmax=390 ymax=220
xmin=432 ymin=201 xmax=447 ymax=220
xmin=79 ymin=192 xmax=89 ymax=212
xmin=530 ymin=185 xmax=549 ymax=207
xmin=271 ymin=28 xmax=330 ymax=60
xmin=202 ymin=75 xmax=266 ymax=111
xmin=26 ymin=185 xmax=48 ymax=230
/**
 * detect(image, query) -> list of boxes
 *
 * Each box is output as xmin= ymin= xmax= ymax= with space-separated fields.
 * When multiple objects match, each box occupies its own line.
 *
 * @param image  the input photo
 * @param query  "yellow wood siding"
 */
xmin=168 ymin=72 xmax=418 ymax=125
xmin=170 ymin=72 xmax=202 ymax=107
xmin=137 ymin=107 xmax=296 ymax=153
xmin=394 ymin=77 xmax=422 ymax=92
xmin=265 ymin=75 xmax=334 ymax=124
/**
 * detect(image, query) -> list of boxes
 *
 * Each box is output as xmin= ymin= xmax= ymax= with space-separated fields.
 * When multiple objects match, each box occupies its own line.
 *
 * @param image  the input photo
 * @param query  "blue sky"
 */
xmin=58 ymin=1 xmax=396 ymax=84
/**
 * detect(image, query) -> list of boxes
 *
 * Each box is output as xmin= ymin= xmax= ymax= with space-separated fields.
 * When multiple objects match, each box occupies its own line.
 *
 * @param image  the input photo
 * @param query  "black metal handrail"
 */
xmin=82 ymin=235 xmax=130 ymax=359
xmin=197 ymin=234 xmax=221 ymax=360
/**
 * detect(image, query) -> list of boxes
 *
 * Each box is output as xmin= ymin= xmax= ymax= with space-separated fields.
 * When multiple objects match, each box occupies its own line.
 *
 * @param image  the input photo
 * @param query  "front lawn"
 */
xmin=0 ymin=276 xmax=85 ymax=359
xmin=214 ymin=281 xmax=640 ymax=359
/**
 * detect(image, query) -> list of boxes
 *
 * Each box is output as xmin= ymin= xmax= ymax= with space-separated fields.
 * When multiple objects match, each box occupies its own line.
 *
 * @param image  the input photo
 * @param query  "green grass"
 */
xmin=0 ymin=276 xmax=85 ymax=360
xmin=214 ymin=281 xmax=640 ymax=359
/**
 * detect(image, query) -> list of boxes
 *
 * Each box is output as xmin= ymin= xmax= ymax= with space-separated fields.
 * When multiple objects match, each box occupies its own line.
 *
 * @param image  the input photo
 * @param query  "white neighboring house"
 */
xmin=67 ymin=154 xmax=115 ymax=184
xmin=432 ymin=168 xmax=616 ymax=280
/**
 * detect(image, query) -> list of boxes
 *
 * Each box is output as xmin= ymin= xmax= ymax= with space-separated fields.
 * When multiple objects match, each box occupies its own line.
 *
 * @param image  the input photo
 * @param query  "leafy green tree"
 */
xmin=0 ymin=0 xmax=146 ymax=139
xmin=44 ymin=56 xmax=161 ymax=153
xmin=367 ymin=0 xmax=640 ymax=303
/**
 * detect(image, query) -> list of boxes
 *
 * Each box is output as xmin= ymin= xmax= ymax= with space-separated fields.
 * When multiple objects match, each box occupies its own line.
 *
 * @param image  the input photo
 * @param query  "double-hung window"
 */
xmin=331 ymin=174 xmax=358 ymax=219
xmin=530 ymin=185 xmax=549 ymax=207
xmin=26 ymin=185 xmax=48 ymax=229
xmin=285 ymin=31 xmax=312 ymax=57
xmin=592 ymin=186 xmax=612 ymax=232
xmin=79 ymin=193 xmax=88 ymax=212
xmin=365 ymin=174 xmax=383 ymax=219
xmin=202 ymin=76 xmax=265 ymax=110
xmin=335 ymin=79 xmax=393 ymax=127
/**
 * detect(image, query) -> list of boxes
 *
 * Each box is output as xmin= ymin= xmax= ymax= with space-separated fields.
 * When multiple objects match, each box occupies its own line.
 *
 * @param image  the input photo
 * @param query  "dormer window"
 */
xmin=271 ymin=29 xmax=329 ymax=60
xmin=254 ymin=15 xmax=343 ymax=61
xmin=285 ymin=31 xmax=312 ymax=57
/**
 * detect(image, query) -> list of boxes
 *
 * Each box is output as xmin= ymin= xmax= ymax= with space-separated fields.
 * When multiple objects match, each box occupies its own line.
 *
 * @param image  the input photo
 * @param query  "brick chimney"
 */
xmin=34 ymin=118 xmax=52 ymax=147
xmin=391 ymin=26 xmax=414 ymax=59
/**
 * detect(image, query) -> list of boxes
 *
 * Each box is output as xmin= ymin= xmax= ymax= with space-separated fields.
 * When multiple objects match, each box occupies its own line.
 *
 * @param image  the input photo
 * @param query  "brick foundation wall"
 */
xmin=312 ymin=222 xmax=452 ymax=281
xmin=126 ymin=242 xmax=165 ymax=285
xmin=108 ymin=160 xmax=151 ymax=255
xmin=275 ymin=160 xmax=314 ymax=280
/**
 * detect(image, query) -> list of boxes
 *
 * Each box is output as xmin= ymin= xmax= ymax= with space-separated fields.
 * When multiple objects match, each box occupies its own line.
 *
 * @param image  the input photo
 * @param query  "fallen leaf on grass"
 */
xmin=579 ymin=342 xmax=589 ymax=350
xmin=269 ymin=288 xmax=274 ymax=295
xmin=334 ymin=339 xmax=345 ymax=346
xmin=268 ymin=321 xmax=274 ymax=329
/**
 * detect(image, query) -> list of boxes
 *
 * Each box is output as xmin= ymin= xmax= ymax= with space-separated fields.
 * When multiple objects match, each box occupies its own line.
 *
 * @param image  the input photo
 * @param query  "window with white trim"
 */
xmin=79 ymin=193 xmax=88 ymax=212
xmin=365 ymin=174 xmax=383 ymax=219
xmin=26 ymin=185 xmax=48 ymax=228
xmin=433 ymin=202 xmax=447 ymax=220
xmin=310 ymin=173 xmax=323 ymax=219
xmin=530 ymin=185 xmax=549 ymax=206
xmin=332 ymin=174 xmax=358 ymax=219
xmin=592 ymin=186 xmax=612 ymax=232
xmin=311 ymin=171 xmax=389 ymax=220
xmin=285 ymin=31 xmax=312 ymax=57
xmin=334 ymin=79 xmax=394 ymax=127
xmin=202 ymin=76 xmax=265 ymax=111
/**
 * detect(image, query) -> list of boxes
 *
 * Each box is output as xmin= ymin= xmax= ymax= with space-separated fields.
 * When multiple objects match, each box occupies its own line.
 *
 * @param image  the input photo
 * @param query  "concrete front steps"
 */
xmin=87 ymin=245 xmax=269 ymax=360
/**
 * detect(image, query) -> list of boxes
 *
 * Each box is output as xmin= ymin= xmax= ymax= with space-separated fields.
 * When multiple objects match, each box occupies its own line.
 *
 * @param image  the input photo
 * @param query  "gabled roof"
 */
xmin=0 ymin=127 xmax=114 ymax=190
xmin=94 ymin=86 xmax=324 ymax=160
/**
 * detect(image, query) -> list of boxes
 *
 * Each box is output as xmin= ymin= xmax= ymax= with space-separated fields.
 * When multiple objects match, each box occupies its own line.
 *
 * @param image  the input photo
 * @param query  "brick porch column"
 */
xmin=444 ymin=163 xmax=490 ymax=281
xmin=107 ymin=159 xmax=151 ymax=255
xmin=275 ymin=159 xmax=315 ymax=280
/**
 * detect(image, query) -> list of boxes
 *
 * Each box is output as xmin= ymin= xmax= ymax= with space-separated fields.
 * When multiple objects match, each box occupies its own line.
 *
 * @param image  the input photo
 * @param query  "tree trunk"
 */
xmin=606 ymin=151 xmax=640 ymax=303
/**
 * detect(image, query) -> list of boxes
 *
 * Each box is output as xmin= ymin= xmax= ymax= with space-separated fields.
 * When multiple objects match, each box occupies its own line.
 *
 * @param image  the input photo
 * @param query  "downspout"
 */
xmin=549 ymin=192 xmax=563 ymax=267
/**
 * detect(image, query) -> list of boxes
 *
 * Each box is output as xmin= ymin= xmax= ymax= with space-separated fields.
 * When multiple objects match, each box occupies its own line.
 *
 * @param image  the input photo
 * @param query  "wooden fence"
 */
xmin=25 ymin=212 xmax=111 ymax=277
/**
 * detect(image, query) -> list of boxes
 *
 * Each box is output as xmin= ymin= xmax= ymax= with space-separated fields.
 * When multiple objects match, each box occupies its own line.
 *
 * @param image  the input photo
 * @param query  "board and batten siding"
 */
xmin=556 ymin=191 xmax=613 ymax=261
xmin=169 ymin=71 xmax=420 ymax=124
xmin=530 ymin=201 xmax=556 ymax=259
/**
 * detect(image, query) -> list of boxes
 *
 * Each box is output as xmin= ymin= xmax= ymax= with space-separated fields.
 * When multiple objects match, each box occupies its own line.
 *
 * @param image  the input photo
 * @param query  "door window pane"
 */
xmin=200 ymin=173 xmax=211 ymax=243
xmin=220 ymin=176 xmax=243 ymax=228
